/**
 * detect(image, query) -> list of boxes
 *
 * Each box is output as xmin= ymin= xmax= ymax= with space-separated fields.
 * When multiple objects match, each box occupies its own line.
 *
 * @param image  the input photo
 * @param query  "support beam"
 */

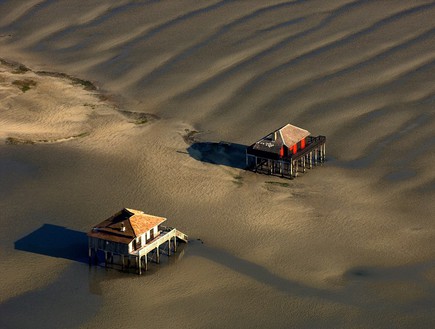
xmin=323 ymin=144 xmax=326 ymax=161
xmin=88 ymin=247 xmax=92 ymax=266
xmin=95 ymin=249 xmax=99 ymax=265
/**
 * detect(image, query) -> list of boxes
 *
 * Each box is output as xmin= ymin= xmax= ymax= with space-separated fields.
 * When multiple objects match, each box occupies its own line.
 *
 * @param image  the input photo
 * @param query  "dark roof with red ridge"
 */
xmin=249 ymin=123 xmax=310 ymax=154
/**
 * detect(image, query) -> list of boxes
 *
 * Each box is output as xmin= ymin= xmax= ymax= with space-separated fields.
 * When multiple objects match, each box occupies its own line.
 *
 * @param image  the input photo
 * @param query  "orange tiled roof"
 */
xmin=87 ymin=208 xmax=166 ymax=244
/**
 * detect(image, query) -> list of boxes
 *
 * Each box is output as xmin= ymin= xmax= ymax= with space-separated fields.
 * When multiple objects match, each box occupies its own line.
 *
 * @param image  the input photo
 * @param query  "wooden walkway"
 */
xmin=131 ymin=228 xmax=188 ymax=274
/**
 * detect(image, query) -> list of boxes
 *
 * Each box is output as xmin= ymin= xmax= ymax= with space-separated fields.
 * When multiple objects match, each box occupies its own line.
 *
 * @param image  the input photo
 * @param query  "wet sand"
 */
xmin=0 ymin=1 xmax=434 ymax=328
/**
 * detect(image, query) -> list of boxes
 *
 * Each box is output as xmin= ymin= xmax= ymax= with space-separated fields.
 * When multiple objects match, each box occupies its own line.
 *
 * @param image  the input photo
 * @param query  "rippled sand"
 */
xmin=0 ymin=1 xmax=434 ymax=328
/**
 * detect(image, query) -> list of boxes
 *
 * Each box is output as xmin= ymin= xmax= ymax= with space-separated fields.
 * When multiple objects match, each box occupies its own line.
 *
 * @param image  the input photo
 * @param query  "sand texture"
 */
xmin=0 ymin=1 xmax=434 ymax=328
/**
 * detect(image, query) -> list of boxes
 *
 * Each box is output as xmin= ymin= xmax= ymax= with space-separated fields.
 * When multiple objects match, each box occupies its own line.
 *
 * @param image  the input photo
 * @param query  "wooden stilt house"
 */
xmin=88 ymin=208 xmax=188 ymax=274
xmin=246 ymin=123 xmax=326 ymax=178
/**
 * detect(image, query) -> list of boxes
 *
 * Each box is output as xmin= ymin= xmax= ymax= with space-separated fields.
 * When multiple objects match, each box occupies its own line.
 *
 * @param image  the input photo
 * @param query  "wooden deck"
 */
xmin=131 ymin=227 xmax=188 ymax=274
xmin=246 ymin=135 xmax=326 ymax=179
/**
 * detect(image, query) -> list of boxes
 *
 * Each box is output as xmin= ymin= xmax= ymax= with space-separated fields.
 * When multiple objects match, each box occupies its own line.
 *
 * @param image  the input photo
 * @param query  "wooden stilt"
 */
xmin=174 ymin=236 xmax=177 ymax=252
xmin=138 ymin=256 xmax=142 ymax=275
xmin=321 ymin=145 xmax=324 ymax=162
xmin=104 ymin=251 xmax=108 ymax=268
xmin=156 ymin=247 xmax=160 ymax=264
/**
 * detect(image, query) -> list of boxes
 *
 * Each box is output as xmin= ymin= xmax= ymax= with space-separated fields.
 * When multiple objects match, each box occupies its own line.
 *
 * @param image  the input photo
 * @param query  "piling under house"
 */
xmin=246 ymin=123 xmax=326 ymax=178
xmin=88 ymin=208 xmax=188 ymax=274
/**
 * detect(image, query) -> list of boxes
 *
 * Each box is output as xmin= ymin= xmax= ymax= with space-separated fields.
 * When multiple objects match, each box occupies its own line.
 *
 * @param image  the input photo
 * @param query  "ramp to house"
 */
xmin=175 ymin=230 xmax=188 ymax=243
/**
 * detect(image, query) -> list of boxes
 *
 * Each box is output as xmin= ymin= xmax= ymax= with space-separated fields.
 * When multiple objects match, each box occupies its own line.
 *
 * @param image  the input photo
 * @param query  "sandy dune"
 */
xmin=0 ymin=1 xmax=434 ymax=328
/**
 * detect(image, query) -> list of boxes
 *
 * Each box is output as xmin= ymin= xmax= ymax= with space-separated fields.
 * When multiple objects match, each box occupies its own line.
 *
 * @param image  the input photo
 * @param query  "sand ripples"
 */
xmin=1 ymin=1 xmax=435 ymax=327
xmin=1 ymin=0 xmax=433 ymax=186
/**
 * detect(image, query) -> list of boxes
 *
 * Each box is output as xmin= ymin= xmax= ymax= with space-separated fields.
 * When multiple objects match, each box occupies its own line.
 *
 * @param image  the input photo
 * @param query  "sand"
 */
xmin=0 ymin=1 xmax=434 ymax=328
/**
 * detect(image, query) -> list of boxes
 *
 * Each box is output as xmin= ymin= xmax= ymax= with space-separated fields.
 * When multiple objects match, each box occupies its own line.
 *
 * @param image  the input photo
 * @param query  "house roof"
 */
xmin=279 ymin=124 xmax=310 ymax=147
xmin=87 ymin=208 xmax=166 ymax=244
xmin=250 ymin=123 xmax=310 ymax=154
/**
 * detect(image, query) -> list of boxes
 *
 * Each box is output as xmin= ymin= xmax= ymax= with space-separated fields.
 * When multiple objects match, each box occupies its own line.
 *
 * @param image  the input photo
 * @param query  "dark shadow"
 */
xmin=188 ymin=242 xmax=338 ymax=302
xmin=188 ymin=242 xmax=435 ymax=310
xmin=15 ymin=224 xmax=88 ymax=263
xmin=187 ymin=142 xmax=247 ymax=169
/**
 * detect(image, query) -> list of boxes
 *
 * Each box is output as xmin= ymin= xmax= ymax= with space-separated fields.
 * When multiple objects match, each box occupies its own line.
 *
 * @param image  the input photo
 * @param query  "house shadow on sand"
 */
xmin=187 ymin=142 xmax=247 ymax=169
xmin=15 ymin=224 xmax=89 ymax=263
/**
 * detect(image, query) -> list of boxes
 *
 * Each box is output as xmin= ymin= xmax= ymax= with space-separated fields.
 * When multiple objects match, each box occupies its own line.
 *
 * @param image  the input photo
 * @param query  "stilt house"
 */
xmin=88 ymin=208 xmax=188 ymax=274
xmin=246 ymin=123 xmax=326 ymax=178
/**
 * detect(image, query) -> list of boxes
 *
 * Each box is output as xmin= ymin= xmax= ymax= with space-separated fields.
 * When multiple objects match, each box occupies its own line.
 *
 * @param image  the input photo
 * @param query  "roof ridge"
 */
xmin=124 ymin=207 xmax=143 ymax=214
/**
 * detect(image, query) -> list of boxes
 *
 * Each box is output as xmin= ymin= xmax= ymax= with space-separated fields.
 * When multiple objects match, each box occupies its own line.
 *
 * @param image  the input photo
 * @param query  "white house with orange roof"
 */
xmin=88 ymin=208 xmax=188 ymax=274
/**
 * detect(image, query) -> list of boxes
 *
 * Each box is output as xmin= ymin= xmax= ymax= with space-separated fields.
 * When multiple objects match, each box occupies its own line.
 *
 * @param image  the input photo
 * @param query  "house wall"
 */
xmin=144 ymin=226 xmax=160 ymax=243
xmin=136 ymin=233 xmax=146 ymax=248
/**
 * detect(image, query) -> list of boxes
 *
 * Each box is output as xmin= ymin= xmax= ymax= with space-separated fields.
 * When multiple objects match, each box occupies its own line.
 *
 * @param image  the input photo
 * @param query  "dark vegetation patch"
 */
xmin=13 ymin=64 xmax=30 ymax=74
xmin=5 ymin=132 xmax=90 ymax=145
xmin=5 ymin=137 xmax=35 ymax=145
xmin=233 ymin=175 xmax=243 ymax=186
xmin=1 ymin=58 xmax=98 ymax=91
xmin=12 ymin=79 xmax=37 ymax=92
xmin=118 ymin=110 xmax=159 ymax=125
xmin=265 ymin=181 xmax=290 ymax=188
xmin=83 ymin=103 xmax=96 ymax=109
xmin=1 ymin=58 xmax=29 ymax=73
xmin=36 ymin=71 xmax=97 ymax=91
xmin=183 ymin=129 xmax=199 ymax=144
